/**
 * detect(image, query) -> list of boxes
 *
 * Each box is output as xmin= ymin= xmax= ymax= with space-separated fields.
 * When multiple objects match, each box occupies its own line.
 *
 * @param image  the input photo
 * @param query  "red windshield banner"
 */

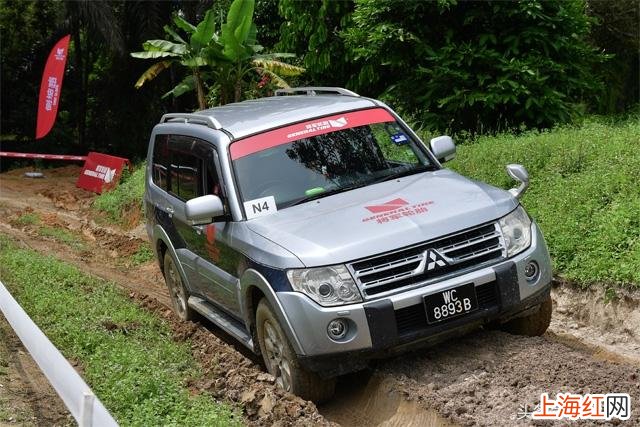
xmin=36 ymin=34 xmax=70 ymax=140
xmin=230 ymin=108 xmax=395 ymax=160
xmin=76 ymin=152 xmax=131 ymax=194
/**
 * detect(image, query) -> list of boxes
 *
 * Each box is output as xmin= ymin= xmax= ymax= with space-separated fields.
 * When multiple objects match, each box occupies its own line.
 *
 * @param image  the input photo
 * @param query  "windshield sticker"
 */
xmin=244 ymin=196 xmax=278 ymax=219
xmin=230 ymin=108 xmax=395 ymax=160
xmin=391 ymin=132 xmax=408 ymax=145
xmin=363 ymin=198 xmax=434 ymax=224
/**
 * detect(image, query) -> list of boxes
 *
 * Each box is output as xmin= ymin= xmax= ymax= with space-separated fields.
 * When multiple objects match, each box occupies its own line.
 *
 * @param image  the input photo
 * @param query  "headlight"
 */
xmin=287 ymin=265 xmax=362 ymax=306
xmin=499 ymin=205 xmax=532 ymax=257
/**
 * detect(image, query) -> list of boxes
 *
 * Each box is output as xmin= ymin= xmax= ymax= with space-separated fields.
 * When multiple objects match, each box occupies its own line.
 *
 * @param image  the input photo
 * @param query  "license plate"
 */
xmin=424 ymin=283 xmax=478 ymax=324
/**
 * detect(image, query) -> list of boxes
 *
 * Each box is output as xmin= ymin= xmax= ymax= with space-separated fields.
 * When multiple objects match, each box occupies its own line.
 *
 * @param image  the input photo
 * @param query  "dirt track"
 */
xmin=1 ymin=167 xmax=639 ymax=426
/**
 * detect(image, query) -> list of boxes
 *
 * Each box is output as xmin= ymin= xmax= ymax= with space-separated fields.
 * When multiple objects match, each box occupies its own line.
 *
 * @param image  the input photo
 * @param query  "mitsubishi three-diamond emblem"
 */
xmin=426 ymin=249 xmax=447 ymax=271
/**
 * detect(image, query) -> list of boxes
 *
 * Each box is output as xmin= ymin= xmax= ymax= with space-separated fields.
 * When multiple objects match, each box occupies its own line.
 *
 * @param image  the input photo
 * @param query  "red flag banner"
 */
xmin=36 ymin=34 xmax=70 ymax=139
xmin=76 ymin=152 xmax=131 ymax=194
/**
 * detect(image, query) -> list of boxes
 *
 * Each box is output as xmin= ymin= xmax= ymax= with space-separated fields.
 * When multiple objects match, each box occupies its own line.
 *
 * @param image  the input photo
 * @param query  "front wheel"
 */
xmin=255 ymin=299 xmax=335 ymax=402
xmin=500 ymin=295 xmax=552 ymax=336
xmin=163 ymin=251 xmax=195 ymax=321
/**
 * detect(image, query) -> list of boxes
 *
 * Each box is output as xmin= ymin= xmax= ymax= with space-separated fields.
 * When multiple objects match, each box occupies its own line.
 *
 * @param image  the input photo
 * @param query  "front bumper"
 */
xmin=276 ymin=222 xmax=552 ymax=375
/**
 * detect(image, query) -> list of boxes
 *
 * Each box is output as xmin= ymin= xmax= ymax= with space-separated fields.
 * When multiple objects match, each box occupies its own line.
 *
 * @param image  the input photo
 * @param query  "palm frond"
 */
xmin=134 ymin=60 xmax=173 ymax=89
xmin=162 ymin=75 xmax=196 ymax=99
xmin=142 ymin=39 xmax=187 ymax=54
xmin=254 ymin=68 xmax=290 ymax=88
xmin=252 ymin=59 xmax=305 ymax=77
xmin=131 ymin=51 xmax=181 ymax=59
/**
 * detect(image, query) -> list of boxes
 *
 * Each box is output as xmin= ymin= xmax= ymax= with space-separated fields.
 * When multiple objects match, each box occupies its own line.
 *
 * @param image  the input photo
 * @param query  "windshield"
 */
xmin=231 ymin=108 xmax=436 ymax=213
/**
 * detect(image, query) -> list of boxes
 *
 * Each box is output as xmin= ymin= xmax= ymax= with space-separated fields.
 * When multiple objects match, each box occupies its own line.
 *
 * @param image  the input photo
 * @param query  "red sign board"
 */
xmin=76 ymin=152 xmax=131 ymax=194
xmin=36 ymin=35 xmax=70 ymax=140
xmin=230 ymin=108 xmax=395 ymax=160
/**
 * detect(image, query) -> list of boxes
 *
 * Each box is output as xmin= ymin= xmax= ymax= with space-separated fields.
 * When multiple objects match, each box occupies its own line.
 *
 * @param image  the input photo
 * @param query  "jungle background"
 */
xmin=0 ymin=0 xmax=638 ymax=161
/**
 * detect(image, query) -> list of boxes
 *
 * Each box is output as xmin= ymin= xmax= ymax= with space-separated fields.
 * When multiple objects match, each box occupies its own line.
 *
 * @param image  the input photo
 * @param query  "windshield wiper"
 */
xmin=288 ymin=182 xmax=370 ymax=207
xmin=372 ymin=164 xmax=436 ymax=184
xmin=287 ymin=165 xmax=436 ymax=207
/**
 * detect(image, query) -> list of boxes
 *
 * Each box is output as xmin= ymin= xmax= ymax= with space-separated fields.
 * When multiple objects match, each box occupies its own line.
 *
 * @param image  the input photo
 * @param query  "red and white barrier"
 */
xmin=0 ymin=151 xmax=87 ymax=161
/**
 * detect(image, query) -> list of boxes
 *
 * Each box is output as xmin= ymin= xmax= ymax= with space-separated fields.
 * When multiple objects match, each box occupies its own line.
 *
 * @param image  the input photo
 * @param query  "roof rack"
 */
xmin=274 ymin=87 xmax=360 ymax=97
xmin=160 ymin=113 xmax=222 ymax=130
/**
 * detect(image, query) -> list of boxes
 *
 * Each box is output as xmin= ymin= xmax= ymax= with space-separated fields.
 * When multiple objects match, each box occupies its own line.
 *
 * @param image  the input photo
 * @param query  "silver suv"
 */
xmin=144 ymin=87 xmax=552 ymax=402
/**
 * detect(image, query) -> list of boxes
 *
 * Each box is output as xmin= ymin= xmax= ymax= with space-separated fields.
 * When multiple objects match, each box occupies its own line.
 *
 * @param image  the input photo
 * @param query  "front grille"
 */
xmin=395 ymin=281 xmax=500 ymax=336
xmin=348 ymin=223 xmax=505 ymax=298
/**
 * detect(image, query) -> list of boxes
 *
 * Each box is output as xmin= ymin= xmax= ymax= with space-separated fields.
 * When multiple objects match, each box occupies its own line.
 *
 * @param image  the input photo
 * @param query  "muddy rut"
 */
xmin=1 ymin=167 xmax=639 ymax=426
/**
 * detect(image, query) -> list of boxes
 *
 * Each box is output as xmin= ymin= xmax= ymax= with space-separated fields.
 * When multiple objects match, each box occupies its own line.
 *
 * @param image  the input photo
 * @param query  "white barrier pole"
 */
xmin=0 ymin=280 xmax=118 ymax=427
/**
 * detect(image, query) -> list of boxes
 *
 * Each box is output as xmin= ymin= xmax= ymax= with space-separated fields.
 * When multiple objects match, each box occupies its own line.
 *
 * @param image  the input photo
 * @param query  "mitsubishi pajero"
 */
xmin=144 ymin=87 xmax=553 ymax=402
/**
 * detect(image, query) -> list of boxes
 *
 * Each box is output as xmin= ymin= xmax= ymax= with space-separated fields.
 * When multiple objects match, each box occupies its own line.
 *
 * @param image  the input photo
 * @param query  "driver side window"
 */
xmin=152 ymin=135 xmax=226 ymax=209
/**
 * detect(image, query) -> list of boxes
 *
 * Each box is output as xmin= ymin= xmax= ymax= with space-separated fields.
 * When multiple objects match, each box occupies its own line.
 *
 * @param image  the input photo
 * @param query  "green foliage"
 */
xmin=0 ymin=237 xmax=241 ymax=426
xmin=343 ymin=0 xmax=607 ymax=133
xmin=277 ymin=0 xmax=355 ymax=86
xmin=445 ymin=115 xmax=640 ymax=287
xmin=93 ymin=164 xmax=145 ymax=225
xmin=131 ymin=0 xmax=304 ymax=108
xmin=588 ymin=0 xmax=640 ymax=113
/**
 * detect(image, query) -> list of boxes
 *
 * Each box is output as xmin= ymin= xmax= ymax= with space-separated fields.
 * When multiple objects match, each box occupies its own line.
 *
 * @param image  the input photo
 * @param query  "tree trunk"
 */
xmin=193 ymin=69 xmax=206 ymax=110
xmin=71 ymin=16 xmax=86 ymax=150
xmin=234 ymin=63 xmax=242 ymax=103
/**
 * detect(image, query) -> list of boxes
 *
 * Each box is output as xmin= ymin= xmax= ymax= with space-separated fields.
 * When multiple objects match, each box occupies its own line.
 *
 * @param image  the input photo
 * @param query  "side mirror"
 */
xmin=506 ymin=164 xmax=529 ymax=199
xmin=185 ymin=195 xmax=224 ymax=224
xmin=430 ymin=136 xmax=456 ymax=163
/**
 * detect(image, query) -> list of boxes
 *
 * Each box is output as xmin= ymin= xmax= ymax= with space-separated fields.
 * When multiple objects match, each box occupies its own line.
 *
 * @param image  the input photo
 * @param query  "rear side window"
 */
xmin=151 ymin=135 xmax=221 ymax=202
xmin=152 ymin=135 xmax=170 ymax=190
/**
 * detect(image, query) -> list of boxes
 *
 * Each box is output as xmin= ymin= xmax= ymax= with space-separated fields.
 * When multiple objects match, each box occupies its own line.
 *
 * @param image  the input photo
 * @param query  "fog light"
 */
xmin=327 ymin=318 xmax=348 ymax=340
xmin=524 ymin=261 xmax=539 ymax=280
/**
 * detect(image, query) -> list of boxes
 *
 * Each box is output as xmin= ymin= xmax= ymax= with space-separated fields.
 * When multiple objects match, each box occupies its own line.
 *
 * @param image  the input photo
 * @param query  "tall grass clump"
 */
xmin=93 ymin=163 xmax=146 ymax=227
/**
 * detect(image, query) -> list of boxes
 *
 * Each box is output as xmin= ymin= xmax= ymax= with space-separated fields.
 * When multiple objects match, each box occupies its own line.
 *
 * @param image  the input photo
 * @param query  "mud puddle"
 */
xmin=320 ymin=374 xmax=455 ymax=427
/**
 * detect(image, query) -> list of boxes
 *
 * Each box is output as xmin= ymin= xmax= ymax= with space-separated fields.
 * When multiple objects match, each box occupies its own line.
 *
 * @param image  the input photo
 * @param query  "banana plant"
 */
xmin=131 ymin=0 xmax=304 ymax=109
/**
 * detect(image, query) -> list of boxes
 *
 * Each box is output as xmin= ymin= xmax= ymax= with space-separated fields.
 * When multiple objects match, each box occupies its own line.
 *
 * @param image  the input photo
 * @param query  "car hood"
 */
xmin=246 ymin=169 xmax=517 ymax=267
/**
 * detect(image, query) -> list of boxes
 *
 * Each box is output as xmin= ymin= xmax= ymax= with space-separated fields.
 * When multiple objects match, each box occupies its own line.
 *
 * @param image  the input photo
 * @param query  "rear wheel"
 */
xmin=255 ymin=298 xmax=336 ymax=402
xmin=500 ymin=295 xmax=552 ymax=336
xmin=163 ymin=251 xmax=195 ymax=321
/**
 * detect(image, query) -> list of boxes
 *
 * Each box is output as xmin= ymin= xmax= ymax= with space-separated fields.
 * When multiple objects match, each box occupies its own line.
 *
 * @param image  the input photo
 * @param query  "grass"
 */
xmin=443 ymin=115 xmax=640 ymax=288
xmin=16 ymin=212 xmax=40 ymax=226
xmin=92 ymin=165 xmax=146 ymax=226
xmin=38 ymin=226 xmax=84 ymax=250
xmin=0 ymin=236 xmax=241 ymax=426
xmin=129 ymin=243 xmax=155 ymax=266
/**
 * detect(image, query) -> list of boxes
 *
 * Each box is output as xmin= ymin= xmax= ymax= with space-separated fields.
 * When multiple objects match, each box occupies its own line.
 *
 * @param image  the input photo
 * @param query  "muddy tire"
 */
xmin=163 ymin=251 xmax=195 ymax=321
xmin=255 ymin=298 xmax=336 ymax=402
xmin=500 ymin=295 xmax=552 ymax=337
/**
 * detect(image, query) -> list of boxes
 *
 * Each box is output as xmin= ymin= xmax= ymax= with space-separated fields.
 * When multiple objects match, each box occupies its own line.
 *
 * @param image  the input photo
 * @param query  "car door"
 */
xmin=152 ymin=134 xmax=243 ymax=318
xmin=190 ymin=149 xmax=243 ymax=317
xmin=153 ymin=135 xmax=207 ymax=291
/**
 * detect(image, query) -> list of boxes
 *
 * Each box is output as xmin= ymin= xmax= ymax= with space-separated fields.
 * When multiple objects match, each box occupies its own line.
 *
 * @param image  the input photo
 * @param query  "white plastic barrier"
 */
xmin=0 ymin=280 xmax=118 ymax=427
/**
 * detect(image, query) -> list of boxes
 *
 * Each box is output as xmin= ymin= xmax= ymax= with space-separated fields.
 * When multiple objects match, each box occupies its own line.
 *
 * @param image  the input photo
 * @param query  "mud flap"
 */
xmin=364 ymin=299 xmax=398 ymax=349
xmin=494 ymin=262 xmax=521 ymax=311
